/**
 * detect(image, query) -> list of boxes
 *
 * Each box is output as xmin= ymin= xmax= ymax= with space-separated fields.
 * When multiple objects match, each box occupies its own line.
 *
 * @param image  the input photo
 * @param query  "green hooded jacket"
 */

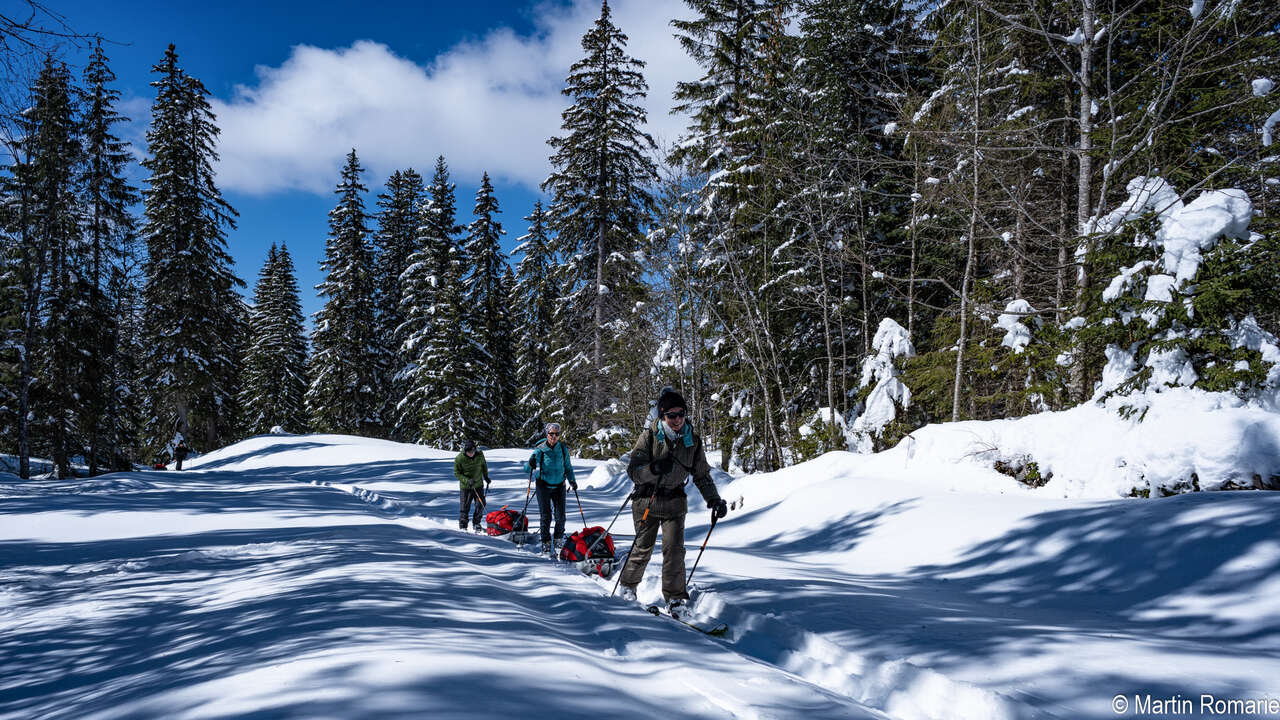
xmin=455 ymin=450 xmax=489 ymax=490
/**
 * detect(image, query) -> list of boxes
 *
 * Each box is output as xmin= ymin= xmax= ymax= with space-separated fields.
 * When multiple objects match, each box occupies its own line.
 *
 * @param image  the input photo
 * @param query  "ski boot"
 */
xmin=667 ymin=599 xmax=689 ymax=622
xmin=619 ymin=585 xmax=638 ymax=603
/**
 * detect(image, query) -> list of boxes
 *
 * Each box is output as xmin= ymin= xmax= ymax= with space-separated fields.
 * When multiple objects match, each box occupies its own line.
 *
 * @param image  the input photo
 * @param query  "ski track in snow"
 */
xmin=305 ymin=459 xmax=1039 ymax=720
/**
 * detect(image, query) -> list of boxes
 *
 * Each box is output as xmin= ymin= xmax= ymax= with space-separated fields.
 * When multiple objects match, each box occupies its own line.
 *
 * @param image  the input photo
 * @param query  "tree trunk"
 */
xmin=908 ymin=148 xmax=920 ymax=338
xmin=817 ymin=237 xmax=837 ymax=449
xmin=953 ymin=228 xmax=976 ymax=423
xmin=16 ymin=168 xmax=42 ymax=481
xmin=1057 ymin=148 xmax=1071 ymax=323
xmin=1013 ymin=213 xmax=1026 ymax=299
xmin=1070 ymin=0 xmax=1096 ymax=403
xmin=954 ymin=2 xmax=982 ymax=424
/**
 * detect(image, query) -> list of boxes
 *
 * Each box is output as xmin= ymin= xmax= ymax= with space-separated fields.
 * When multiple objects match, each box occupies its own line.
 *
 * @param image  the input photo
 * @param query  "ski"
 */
xmin=645 ymin=604 xmax=729 ymax=636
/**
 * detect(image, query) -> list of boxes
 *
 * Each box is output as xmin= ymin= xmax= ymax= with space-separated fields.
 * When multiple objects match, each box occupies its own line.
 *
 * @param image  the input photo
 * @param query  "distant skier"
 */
xmin=618 ymin=389 xmax=727 ymax=620
xmin=523 ymin=422 xmax=577 ymax=554
xmin=174 ymin=440 xmax=190 ymax=471
xmin=455 ymin=439 xmax=491 ymax=532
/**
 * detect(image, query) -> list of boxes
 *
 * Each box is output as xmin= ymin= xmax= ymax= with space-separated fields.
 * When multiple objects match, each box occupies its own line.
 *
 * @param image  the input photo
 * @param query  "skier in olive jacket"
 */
xmin=619 ymin=388 xmax=728 ymax=620
xmin=455 ymin=439 xmax=490 ymax=532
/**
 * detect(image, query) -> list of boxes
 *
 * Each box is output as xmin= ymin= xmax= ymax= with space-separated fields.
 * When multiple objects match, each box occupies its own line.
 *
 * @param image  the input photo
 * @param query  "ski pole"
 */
xmin=572 ymin=485 xmax=587 ymax=526
xmin=685 ymin=512 xmax=719 ymax=588
xmin=467 ymin=485 xmax=487 ymax=530
xmin=586 ymin=491 xmax=630 ymax=559
xmin=516 ymin=466 xmax=535 ymax=537
xmin=612 ymin=485 xmax=659 ymax=596
xmin=610 ymin=548 xmax=632 ymax=597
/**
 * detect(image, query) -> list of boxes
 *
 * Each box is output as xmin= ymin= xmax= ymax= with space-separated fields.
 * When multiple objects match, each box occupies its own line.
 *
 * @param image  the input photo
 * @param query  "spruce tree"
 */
xmin=141 ymin=44 xmax=244 ymax=454
xmin=80 ymin=40 xmax=141 ymax=472
xmin=494 ymin=266 xmax=520 ymax=445
xmin=670 ymin=0 xmax=779 ymax=173
xmin=542 ymin=0 xmax=659 ymax=447
xmin=12 ymin=57 xmax=88 ymax=478
xmin=243 ymin=244 xmax=308 ymax=434
xmin=671 ymin=0 xmax=799 ymax=470
xmin=372 ymin=167 xmax=423 ymax=439
xmin=307 ymin=149 xmax=379 ymax=435
xmin=398 ymin=156 xmax=480 ymax=447
xmin=463 ymin=172 xmax=508 ymax=445
xmin=512 ymin=200 xmax=556 ymax=443
xmin=269 ymin=244 xmax=308 ymax=430
xmin=0 ymin=231 xmax=19 ymax=453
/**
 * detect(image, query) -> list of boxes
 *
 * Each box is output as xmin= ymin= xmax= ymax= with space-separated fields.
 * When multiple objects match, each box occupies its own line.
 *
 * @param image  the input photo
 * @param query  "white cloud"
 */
xmin=211 ymin=0 xmax=697 ymax=195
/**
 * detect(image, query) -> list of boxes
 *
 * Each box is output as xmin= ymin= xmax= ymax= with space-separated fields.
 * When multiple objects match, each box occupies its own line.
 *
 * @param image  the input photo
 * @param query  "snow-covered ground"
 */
xmin=2 ymin=432 xmax=1277 ymax=719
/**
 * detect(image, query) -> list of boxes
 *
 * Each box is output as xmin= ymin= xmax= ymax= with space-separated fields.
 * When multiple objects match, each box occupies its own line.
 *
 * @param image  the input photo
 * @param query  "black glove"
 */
xmin=529 ymin=454 xmax=538 ymax=469
xmin=711 ymin=498 xmax=728 ymax=519
xmin=632 ymin=482 xmax=655 ymax=500
xmin=568 ymin=477 xmax=578 ymax=491
xmin=649 ymin=455 xmax=674 ymax=477
xmin=485 ymin=478 xmax=491 ymax=489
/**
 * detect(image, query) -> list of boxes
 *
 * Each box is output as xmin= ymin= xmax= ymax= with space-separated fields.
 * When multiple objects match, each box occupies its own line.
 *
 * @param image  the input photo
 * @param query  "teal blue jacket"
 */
xmin=523 ymin=439 xmax=574 ymax=486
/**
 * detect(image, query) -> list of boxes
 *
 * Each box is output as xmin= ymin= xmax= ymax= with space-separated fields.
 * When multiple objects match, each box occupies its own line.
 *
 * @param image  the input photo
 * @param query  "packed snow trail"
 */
xmin=3 ymin=433 xmax=1277 ymax=720
xmin=0 ymin=436 xmax=888 ymax=720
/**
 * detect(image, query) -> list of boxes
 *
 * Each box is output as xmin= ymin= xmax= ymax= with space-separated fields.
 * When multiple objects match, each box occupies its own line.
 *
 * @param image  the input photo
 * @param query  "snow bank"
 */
xmin=888 ymin=387 xmax=1280 ymax=497
xmin=582 ymin=455 xmax=629 ymax=492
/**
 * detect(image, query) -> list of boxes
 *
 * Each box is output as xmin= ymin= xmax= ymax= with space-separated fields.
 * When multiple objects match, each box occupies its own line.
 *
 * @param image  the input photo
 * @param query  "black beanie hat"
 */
xmin=657 ymin=388 xmax=687 ymax=414
xmin=464 ymin=439 xmax=477 ymax=452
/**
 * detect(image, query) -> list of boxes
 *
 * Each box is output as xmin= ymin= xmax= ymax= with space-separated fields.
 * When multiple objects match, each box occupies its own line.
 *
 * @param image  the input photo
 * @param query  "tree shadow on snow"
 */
xmin=712 ymin=491 xmax=1280 ymax=719
xmin=0 ymin=522 xmax=732 ymax=720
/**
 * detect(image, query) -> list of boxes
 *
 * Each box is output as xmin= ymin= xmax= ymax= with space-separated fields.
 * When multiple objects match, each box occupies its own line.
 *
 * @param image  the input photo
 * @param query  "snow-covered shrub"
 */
xmin=901 ymin=286 xmax=1062 ymax=430
xmin=1074 ymin=177 xmax=1280 ymax=406
xmin=848 ymin=318 xmax=915 ymax=453
xmin=992 ymin=453 xmax=1052 ymax=488
xmin=792 ymin=408 xmax=846 ymax=462
xmin=587 ymin=426 xmax=632 ymax=459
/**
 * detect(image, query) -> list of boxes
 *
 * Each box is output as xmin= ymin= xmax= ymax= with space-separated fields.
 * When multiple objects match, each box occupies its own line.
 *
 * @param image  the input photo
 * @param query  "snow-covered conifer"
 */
xmin=12 ymin=57 xmax=89 ymax=478
xmin=512 ymin=201 xmax=556 ymax=443
xmin=542 ymin=0 xmax=658 ymax=447
xmin=372 ymin=168 xmax=423 ymax=439
xmin=399 ymin=156 xmax=478 ymax=447
xmin=141 ymin=44 xmax=245 ymax=455
xmin=1079 ymin=179 xmax=1280 ymax=403
xmin=243 ymin=244 xmax=308 ymax=434
xmin=307 ymin=150 xmax=379 ymax=435
xmin=80 ymin=40 xmax=142 ymax=472
xmin=462 ymin=172 xmax=508 ymax=445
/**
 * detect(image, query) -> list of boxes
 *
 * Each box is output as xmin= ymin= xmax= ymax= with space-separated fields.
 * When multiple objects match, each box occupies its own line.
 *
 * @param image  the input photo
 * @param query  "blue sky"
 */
xmin=43 ymin=0 xmax=694 ymax=321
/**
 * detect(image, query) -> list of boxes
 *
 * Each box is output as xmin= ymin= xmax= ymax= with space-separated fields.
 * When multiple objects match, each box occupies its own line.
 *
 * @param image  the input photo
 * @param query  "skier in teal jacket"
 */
xmin=523 ymin=422 xmax=577 ymax=553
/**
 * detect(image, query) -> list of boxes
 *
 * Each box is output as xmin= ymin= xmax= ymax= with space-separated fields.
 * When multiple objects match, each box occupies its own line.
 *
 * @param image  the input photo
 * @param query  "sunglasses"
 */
xmin=547 ymin=431 xmax=560 ymax=436
xmin=663 ymin=411 xmax=686 ymax=419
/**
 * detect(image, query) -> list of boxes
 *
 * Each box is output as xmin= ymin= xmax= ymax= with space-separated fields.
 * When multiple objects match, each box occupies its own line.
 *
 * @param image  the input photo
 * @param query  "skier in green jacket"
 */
xmin=455 ymin=439 xmax=490 ymax=532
